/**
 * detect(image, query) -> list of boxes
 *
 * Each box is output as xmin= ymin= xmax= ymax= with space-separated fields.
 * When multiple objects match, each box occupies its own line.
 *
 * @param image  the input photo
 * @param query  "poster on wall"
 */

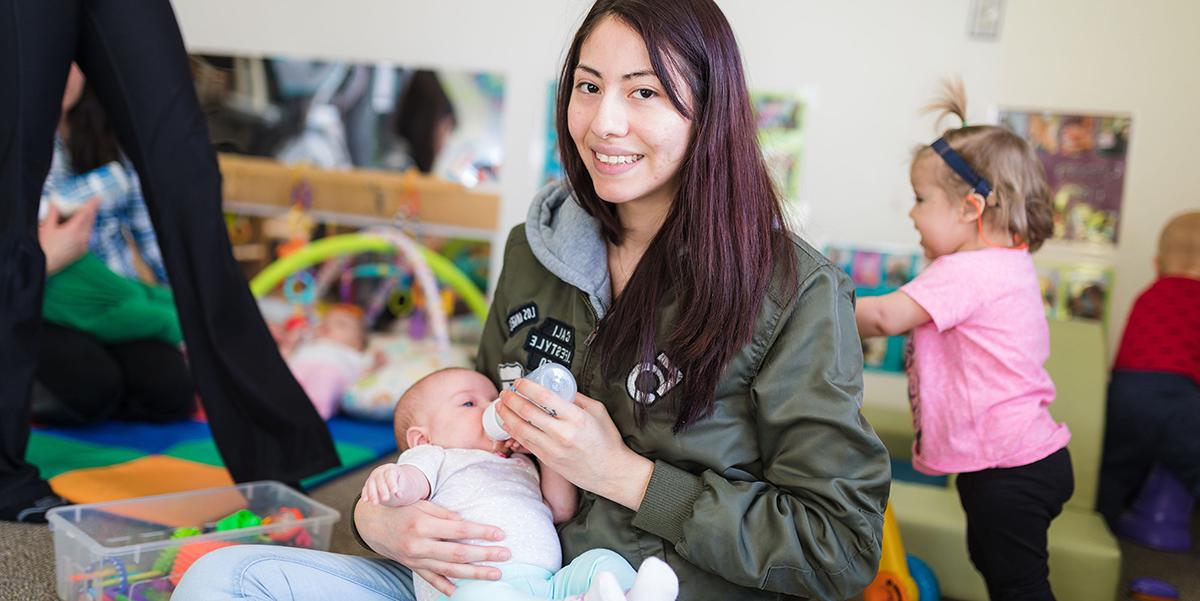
xmin=999 ymin=109 xmax=1131 ymax=246
xmin=826 ymin=245 xmax=924 ymax=373
xmin=751 ymin=91 xmax=806 ymax=202
xmin=1035 ymin=261 xmax=1114 ymax=324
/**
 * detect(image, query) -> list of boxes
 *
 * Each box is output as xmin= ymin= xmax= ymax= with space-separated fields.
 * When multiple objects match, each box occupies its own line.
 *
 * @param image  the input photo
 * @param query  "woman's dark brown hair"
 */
xmin=556 ymin=0 xmax=796 ymax=429
xmin=394 ymin=70 xmax=456 ymax=174
xmin=64 ymin=86 xmax=121 ymax=173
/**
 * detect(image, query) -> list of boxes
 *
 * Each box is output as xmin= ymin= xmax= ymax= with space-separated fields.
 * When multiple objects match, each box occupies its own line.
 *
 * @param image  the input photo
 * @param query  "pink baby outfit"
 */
xmin=899 ymin=248 xmax=1070 ymax=476
xmin=287 ymin=339 xmax=369 ymax=419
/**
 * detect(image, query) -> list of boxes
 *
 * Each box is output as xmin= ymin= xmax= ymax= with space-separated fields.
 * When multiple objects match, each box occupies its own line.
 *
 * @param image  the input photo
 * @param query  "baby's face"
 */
xmin=413 ymin=371 xmax=500 ymax=453
xmin=317 ymin=309 xmax=366 ymax=350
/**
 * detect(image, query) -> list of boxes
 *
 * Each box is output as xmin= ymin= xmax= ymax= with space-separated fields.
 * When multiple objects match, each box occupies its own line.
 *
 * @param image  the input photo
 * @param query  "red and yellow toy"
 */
xmin=864 ymin=503 xmax=939 ymax=601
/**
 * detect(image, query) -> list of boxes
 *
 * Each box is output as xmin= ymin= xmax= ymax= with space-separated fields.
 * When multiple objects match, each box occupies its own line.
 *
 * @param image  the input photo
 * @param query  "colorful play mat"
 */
xmin=27 ymin=417 xmax=397 ymax=504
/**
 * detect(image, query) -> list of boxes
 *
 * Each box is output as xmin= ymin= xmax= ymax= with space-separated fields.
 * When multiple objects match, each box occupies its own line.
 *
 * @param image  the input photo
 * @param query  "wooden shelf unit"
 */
xmin=218 ymin=153 xmax=500 ymax=238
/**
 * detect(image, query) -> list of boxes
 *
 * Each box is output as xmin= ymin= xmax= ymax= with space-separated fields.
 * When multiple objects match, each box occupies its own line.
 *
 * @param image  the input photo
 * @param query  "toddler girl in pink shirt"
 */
xmin=856 ymin=83 xmax=1072 ymax=601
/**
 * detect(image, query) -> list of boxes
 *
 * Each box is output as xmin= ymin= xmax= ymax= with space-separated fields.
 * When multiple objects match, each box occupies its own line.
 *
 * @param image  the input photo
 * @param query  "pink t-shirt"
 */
xmin=899 ymin=248 xmax=1070 ymax=476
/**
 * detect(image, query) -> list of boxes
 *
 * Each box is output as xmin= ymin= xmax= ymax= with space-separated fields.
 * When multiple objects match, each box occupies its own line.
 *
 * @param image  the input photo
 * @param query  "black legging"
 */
xmin=32 ymin=323 xmax=194 ymax=427
xmin=957 ymin=448 xmax=1074 ymax=601
xmin=1 ymin=0 xmax=338 ymax=513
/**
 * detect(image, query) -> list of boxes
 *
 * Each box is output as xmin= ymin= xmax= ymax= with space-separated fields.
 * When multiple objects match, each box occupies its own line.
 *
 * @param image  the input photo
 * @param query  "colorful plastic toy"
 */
xmin=168 ymin=540 xmax=239 ymax=586
xmin=70 ymin=506 xmax=318 ymax=599
xmin=1117 ymin=465 xmax=1195 ymax=552
xmin=864 ymin=503 xmax=940 ymax=600
xmin=215 ymin=509 xmax=263 ymax=532
xmin=1130 ymin=577 xmax=1180 ymax=601
xmin=906 ymin=555 xmax=939 ymax=601
xmin=263 ymin=507 xmax=309 ymax=545
xmin=250 ymin=230 xmax=488 ymax=320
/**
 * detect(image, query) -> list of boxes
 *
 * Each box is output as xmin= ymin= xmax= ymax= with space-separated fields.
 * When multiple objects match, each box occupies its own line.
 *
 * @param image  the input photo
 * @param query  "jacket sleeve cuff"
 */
xmin=631 ymin=460 xmax=705 ymax=545
xmin=349 ymin=493 xmax=374 ymax=553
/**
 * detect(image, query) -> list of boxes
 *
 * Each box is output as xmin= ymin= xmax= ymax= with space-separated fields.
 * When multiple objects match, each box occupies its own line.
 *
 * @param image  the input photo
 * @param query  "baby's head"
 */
xmin=393 ymin=368 xmax=500 ymax=453
xmin=909 ymin=81 xmax=1054 ymax=259
xmin=315 ymin=304 xmax=368 ymax=351
xmin=1157 ymin=211 xmax=1200 ymax=279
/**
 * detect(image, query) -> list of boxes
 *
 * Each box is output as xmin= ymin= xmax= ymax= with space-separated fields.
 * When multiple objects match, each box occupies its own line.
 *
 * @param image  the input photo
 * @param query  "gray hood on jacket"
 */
xmin=524 ymin=182 xmax=611 ymax=319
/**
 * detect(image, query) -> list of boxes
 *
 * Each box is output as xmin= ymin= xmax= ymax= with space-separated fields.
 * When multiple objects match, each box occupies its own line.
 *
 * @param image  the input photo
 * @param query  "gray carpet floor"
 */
xmin=2 ymin=465 xmax=1196 ymax=600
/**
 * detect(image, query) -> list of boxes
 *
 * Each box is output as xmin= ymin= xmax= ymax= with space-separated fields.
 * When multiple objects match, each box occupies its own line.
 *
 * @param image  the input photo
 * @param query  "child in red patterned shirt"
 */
xmin=1098 ymin=210 xmax=1200 ymax=527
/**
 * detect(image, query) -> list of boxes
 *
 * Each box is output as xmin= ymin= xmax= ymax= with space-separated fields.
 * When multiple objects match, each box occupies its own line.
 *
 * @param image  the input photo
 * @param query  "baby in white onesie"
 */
xmin=280 ymin=304 xmax=379 ymax=419
xmin=361 ymin=367 xmax=677 ymax=601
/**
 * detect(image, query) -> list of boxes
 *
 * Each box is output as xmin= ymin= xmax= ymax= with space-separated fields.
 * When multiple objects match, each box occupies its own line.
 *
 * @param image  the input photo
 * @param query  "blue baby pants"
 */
xmin=442 ymin=548 xmax=637 ymax=601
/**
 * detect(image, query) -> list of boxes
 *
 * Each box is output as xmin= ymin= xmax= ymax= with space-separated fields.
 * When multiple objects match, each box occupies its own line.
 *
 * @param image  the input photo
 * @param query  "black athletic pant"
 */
xmin=0 ymin=0 xmax=338 ymax=514
xmin=1097 ymin=370 xmax=1200 ymax=527
xmin=956 ymin=447 xmax=1074 ymax=601
xmin=31 ymin=323 xmax=194 ymax=426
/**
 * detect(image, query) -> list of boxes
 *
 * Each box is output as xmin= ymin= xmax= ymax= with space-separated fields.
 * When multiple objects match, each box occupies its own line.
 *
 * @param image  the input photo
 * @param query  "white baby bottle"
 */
xmin=483 ymin=362 xmax=577 ymax=441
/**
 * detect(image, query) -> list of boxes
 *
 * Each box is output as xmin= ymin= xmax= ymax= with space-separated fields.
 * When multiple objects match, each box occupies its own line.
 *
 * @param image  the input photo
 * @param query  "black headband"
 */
xmin=930 ymin=137 xmax=992 ymax=198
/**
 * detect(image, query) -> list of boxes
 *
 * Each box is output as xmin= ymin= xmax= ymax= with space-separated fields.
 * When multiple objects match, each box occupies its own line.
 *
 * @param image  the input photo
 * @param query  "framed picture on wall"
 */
xmin=999 ymin=108 xmax=1132 ymax=247
xmin=1033 ymin=260 xmax=1115 ymax=325
xmin=826 ymin=244 xmax=924 ymax=374
xmin=751 ymin=90 xmax=806 ymax=203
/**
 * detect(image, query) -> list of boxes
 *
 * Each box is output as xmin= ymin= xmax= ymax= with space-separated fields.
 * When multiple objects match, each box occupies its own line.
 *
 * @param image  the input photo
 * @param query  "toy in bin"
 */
xmin=48 ymin=481 xmax=339 ymax=600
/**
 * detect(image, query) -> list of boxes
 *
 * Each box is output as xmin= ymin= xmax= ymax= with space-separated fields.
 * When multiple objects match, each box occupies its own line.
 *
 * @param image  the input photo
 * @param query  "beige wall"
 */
xmin=173 ymin=0 xmax=1199 ymax=354
xmin=172 ymin=0 xmax=1002 ymax=282
xmin=997 ymin=0 xmax=1200 ymax=354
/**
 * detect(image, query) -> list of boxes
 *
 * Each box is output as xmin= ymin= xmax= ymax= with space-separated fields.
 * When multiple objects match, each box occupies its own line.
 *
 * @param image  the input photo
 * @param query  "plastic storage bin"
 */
xmin=47 ymin=481 xmax=340 ymax=600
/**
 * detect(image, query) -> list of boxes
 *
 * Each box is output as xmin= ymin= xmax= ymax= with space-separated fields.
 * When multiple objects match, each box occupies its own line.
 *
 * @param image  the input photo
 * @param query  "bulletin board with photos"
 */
xmin=826 ymin=245 xmax=924 ymax=374
xmin=1035 ymin=261 xmax=1114 ymax=326
xmin=998 ymin=109 xmax=1130 ymax=248
xmin=998 ymin=107 xmax=1131 ymax=326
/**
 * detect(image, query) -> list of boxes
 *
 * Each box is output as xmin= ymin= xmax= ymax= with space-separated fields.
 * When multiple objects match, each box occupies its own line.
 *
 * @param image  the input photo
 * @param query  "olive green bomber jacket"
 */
xmin=471 ymin=184 xmax=891 ymax=600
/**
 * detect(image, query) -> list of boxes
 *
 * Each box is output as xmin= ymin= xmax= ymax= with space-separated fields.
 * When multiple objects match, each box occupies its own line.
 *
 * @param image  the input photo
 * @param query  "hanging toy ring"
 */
xmin=283 ymin=271 xmax=316 ymax=305
xmin=387 ymin=287 xmax=413 ymax=317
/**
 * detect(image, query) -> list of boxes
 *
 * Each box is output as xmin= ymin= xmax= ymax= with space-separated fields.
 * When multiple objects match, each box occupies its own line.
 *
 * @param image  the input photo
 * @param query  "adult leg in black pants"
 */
xmin=30 ymin=323 xmax=125 ymax=427
xmin=0 ymin=0 xmax=338 ymax=520
xmin=1098 ymin=371 xmax=1200 ymax=527
xmin=32 ymin=323 xmax=195 ymax=426
xmin=109 ymin=338 xmax=196 ymax=423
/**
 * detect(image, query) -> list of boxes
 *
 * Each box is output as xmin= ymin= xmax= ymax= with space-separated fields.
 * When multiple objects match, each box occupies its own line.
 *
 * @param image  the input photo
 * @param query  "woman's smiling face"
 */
xmin=567 ymin=16 xmax=693 ymax=212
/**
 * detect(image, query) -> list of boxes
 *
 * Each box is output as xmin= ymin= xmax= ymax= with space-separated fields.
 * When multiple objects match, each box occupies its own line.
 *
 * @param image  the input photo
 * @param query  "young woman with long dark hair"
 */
xmin=177 ymin=2 xmax=889 ymax=599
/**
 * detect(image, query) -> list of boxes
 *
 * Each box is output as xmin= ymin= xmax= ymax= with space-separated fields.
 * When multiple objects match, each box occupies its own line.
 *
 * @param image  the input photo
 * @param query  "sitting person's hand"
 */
xmin=497 ymin=379 xmax=655 ymax=511
xmin=38 ymin=197 xmax=99 ymax=275
xmin=354 ymin=498 xmax=510 ymax=596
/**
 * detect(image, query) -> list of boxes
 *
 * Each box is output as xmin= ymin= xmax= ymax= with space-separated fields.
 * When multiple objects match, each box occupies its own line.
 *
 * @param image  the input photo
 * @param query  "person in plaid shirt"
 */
xmin=40 ymin=84 xmax=167 ymax=285
xmin=28 ymin=68 xmax=193 ymax=437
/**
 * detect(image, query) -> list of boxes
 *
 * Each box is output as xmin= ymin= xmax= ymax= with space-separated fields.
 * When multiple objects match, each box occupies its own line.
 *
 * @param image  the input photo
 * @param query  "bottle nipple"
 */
xmin=483 ymin=400 xmax=510 ymax=441
xmin=482 ymin=363 xmax=577 ymax=441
